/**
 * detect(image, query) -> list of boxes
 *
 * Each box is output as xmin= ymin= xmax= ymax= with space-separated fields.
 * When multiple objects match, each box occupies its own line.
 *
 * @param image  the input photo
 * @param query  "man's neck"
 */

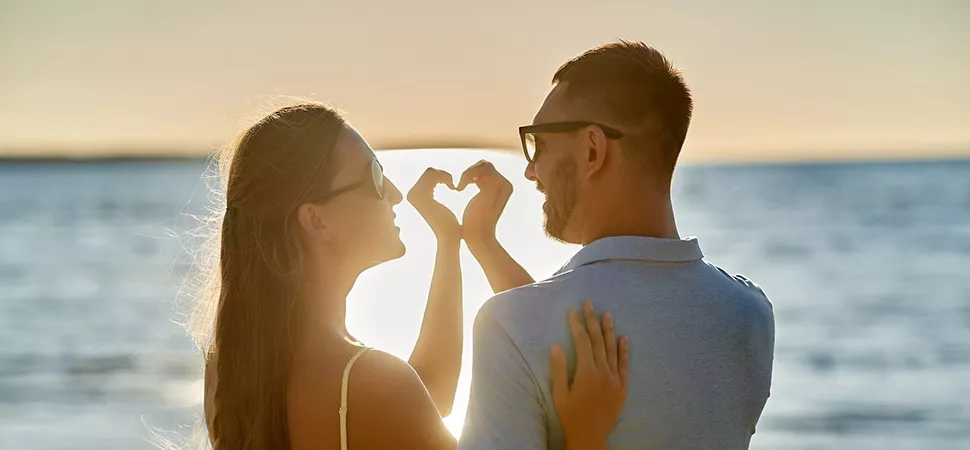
xmin=577 ymin=191 xmax=680 ymax=245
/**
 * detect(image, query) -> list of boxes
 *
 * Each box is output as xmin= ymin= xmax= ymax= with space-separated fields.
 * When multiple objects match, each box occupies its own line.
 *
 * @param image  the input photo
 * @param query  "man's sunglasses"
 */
xmin=315 ymin=158 xmax=385 ymax=203
xmin=518 ymin=121 xmax=624 ymax=163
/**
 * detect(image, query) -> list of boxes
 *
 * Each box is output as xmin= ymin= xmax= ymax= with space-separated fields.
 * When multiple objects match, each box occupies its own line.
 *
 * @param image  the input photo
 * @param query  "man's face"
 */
xmin=525 ymin=83 xmax=584 ymax=243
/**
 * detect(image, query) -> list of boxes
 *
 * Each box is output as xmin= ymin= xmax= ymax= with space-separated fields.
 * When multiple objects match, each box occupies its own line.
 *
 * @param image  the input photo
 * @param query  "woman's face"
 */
xmin=300 ymin=126 xmax=405 ymax=271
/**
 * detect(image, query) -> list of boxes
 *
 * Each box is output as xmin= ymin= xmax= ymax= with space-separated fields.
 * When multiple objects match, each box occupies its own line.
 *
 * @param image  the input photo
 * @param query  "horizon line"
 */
xmin=1 ymin=152 xmax=968 ymax=168
xmin=1 ymin=140 xmax=968 ymax=165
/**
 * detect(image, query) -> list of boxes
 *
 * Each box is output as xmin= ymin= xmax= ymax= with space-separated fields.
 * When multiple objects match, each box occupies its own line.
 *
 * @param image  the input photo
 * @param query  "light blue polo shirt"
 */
xmin=458 ymin=236 xmax=775 ymax=450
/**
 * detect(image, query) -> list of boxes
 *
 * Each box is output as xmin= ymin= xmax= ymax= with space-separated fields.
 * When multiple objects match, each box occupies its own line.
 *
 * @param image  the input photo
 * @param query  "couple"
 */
xmin=198 ymin=41 xmax=775 ymax=450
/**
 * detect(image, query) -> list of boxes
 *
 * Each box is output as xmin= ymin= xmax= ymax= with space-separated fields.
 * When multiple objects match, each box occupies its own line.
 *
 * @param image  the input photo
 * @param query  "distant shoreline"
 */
xmin=1 ymin=153 xmax=968 ymax=168
xmin=2 ymin=140 xmax=968 ymax=165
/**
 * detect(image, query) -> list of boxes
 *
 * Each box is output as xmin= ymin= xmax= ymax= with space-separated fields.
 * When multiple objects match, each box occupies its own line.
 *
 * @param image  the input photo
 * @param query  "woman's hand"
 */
xmin=407 ymin=168 xmax=461 ymax=243
xmin=551 ymin=300 xmax=629 ymax=450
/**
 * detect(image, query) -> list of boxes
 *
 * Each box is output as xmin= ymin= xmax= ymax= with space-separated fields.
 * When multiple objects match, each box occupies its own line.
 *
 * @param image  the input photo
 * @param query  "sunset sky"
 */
xmin=2 ymin=0 xmax=968 ymax=162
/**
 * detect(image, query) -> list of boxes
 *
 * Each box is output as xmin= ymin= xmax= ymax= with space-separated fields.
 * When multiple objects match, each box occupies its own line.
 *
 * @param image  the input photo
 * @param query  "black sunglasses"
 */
xmin=314 ymin=159 xmax=385 ymax=203
xmin=518 ymin=121 xmax=624 ymax=163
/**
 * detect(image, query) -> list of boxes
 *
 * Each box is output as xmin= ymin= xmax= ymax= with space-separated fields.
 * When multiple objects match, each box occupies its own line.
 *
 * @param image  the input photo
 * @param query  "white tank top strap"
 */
xmin=339 ymin=346 xmax=370 ymax=450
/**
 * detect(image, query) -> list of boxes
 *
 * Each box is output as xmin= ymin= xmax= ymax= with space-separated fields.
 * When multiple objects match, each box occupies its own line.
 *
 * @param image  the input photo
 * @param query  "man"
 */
xmin=456 ymin=41 xmax=775 ymax=449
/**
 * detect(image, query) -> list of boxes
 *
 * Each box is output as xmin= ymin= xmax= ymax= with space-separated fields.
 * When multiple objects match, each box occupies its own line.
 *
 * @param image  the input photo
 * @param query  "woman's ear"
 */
xmin=297 ymin=203 xmax=330 ymax=240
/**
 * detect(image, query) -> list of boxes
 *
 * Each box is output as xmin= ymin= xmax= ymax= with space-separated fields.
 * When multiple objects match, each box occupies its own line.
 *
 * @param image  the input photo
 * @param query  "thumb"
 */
xmin=550 ymin=344 xmax=569 ymax=415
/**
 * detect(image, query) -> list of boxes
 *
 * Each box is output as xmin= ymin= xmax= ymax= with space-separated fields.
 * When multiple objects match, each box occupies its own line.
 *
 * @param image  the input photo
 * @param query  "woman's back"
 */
xmin=286 ymin=342 xmax=358 ymax=449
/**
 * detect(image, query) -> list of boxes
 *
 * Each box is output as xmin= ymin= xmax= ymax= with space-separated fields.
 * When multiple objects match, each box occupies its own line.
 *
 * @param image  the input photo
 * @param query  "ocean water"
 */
xmin=0 ymin=150 xmax=968 ymax=449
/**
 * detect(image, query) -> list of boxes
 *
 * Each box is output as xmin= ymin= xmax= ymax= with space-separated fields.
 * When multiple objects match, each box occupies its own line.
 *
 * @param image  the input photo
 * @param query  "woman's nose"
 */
xmin=385 ymin=177 xmax=403 ymax=206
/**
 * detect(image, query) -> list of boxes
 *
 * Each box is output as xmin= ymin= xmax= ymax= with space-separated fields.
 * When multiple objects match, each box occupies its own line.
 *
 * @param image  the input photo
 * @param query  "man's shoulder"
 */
xmin=702 ymin=262 xmax=774 ymax=319
xmin=475 ymin=283 xmax=542 ymax=330
xmin=703 ymin=261 xmax=766 ymax=294
xmin=476 ymin=273 xmax=578 ymax=326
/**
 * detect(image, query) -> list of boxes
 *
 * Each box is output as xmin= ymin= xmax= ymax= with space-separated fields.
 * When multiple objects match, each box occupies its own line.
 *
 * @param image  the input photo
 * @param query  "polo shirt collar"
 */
xmin=560 ymin=236 xmax=704 ymax=272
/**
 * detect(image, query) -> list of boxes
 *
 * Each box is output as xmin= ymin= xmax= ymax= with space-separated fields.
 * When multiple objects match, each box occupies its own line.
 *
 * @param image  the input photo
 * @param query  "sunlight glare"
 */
xmin=345 ymin=149 xmax=578 ymax=436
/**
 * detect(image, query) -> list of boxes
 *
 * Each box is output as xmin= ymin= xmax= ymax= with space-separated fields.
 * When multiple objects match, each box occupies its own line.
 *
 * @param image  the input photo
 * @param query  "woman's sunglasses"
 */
xmin=316 ymin=159 xmax=385 ymax=203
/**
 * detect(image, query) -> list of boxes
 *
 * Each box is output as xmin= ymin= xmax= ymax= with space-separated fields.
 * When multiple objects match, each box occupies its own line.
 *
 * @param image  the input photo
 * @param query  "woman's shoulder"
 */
xmin=347 ymin=348 xmax=428 ymax=400
xmin=287 ymin=345 xmax=451 ymax=449
xmin=342 ymin=349 xmax=455 ymax=449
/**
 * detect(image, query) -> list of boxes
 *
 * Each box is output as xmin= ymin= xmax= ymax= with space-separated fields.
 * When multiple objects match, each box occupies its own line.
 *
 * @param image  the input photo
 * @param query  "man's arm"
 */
xmin=457 ymin=160 xmax=535 ymax=294
xmin=467 ymin=237 xmax=535 ymax=294
xmin=458 ymin=306 xmax=547 ymax=450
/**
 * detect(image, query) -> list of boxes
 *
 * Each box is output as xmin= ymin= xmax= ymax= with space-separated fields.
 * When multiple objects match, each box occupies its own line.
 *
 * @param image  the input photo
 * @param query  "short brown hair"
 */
xmin=553 ymin=40 xmax=692 ymax=183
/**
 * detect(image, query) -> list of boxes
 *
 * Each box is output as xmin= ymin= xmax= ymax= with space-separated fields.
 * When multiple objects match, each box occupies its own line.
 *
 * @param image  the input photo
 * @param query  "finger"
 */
xmin=408 ymin=169 xmax=454 ymax=204
xmin=619 ymin=335 xmax=629 ymax=391
xmin=583 ymin=300 xmax=608 ymax=371
xmin=603 ymin=312 xmax=618 ymax=375
xmin=457 ymin=160 xmax=494 ymax=190
xmin=567 ymin=308 xmax=593 ymax=367
xmin=456 ymin=161 xmax=487 ymax=191
xmin=419 ymin=168 xmax=456 ymax=190
xmin=549 ymin=344 xmax=569 ymax=414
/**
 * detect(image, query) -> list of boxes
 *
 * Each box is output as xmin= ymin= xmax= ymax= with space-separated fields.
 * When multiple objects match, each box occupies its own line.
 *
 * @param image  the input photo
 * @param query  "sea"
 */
xmin=1 ymin=149 xmax=968 ymax=449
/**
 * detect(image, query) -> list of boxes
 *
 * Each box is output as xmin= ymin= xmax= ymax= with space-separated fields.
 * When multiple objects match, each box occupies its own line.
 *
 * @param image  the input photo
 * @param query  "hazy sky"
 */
xmin=2 ymin=0 xmax=968 ymax=161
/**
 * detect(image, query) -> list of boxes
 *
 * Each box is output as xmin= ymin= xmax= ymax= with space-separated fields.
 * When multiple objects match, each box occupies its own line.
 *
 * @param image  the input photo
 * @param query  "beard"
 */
xmin=542 ymin=158 xmax=579 ymax=243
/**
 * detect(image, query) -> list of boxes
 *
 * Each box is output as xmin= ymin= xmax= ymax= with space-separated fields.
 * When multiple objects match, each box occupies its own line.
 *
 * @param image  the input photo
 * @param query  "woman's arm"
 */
xmin=408 ymin=237 xmax=462 ymax=416
xmin=406 ymin=168 xmax=464 ymax=416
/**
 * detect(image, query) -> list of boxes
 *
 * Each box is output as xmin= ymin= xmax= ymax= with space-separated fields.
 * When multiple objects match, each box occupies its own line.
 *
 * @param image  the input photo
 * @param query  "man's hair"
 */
xmin=553 ymin=40 xmax=692 ymax=184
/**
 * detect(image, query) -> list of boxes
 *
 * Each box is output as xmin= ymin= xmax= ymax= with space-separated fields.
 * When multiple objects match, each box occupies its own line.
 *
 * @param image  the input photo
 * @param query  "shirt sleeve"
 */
xmin=457 ymin=306 xmax=547 ymax=450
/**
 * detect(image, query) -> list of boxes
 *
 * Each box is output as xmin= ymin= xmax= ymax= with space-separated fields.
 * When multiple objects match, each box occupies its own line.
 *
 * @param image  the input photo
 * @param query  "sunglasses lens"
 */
xmin=371 ymin=160 xmax=384 ymax=198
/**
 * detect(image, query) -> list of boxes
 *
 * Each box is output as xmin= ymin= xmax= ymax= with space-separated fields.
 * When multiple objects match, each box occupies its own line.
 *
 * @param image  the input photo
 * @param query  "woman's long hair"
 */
xmin=190 ymin=103 xmax=346 ymax=449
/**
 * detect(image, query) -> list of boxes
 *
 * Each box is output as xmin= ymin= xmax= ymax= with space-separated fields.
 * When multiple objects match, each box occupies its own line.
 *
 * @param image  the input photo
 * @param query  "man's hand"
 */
xmin=408 ymin=168 xmax=461 ymax=243
xmin=457 ymin=160 xmax=513 ymax=250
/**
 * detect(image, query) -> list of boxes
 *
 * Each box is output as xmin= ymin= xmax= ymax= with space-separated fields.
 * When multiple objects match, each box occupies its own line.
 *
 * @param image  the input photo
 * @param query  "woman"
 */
xmin=194 ymin=102 xmax=628 ymax=449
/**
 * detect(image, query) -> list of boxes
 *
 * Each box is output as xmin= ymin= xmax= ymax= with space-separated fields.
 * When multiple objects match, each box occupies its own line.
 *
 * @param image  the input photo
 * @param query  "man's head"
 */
xmin=522 ymin=40 xmax=692 ymax=244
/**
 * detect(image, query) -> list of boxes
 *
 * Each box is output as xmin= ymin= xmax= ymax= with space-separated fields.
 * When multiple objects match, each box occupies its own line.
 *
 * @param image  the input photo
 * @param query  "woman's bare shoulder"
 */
xmin=346 ymin=349 xmax=434 ymax=414
xmin=344 ymin=349 xmax=456 ymax=450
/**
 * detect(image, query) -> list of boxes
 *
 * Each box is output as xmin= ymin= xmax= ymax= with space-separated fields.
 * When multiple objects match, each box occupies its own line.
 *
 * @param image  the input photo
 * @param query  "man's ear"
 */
xmin=583 ymin=126 xmax=609 ymax=179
